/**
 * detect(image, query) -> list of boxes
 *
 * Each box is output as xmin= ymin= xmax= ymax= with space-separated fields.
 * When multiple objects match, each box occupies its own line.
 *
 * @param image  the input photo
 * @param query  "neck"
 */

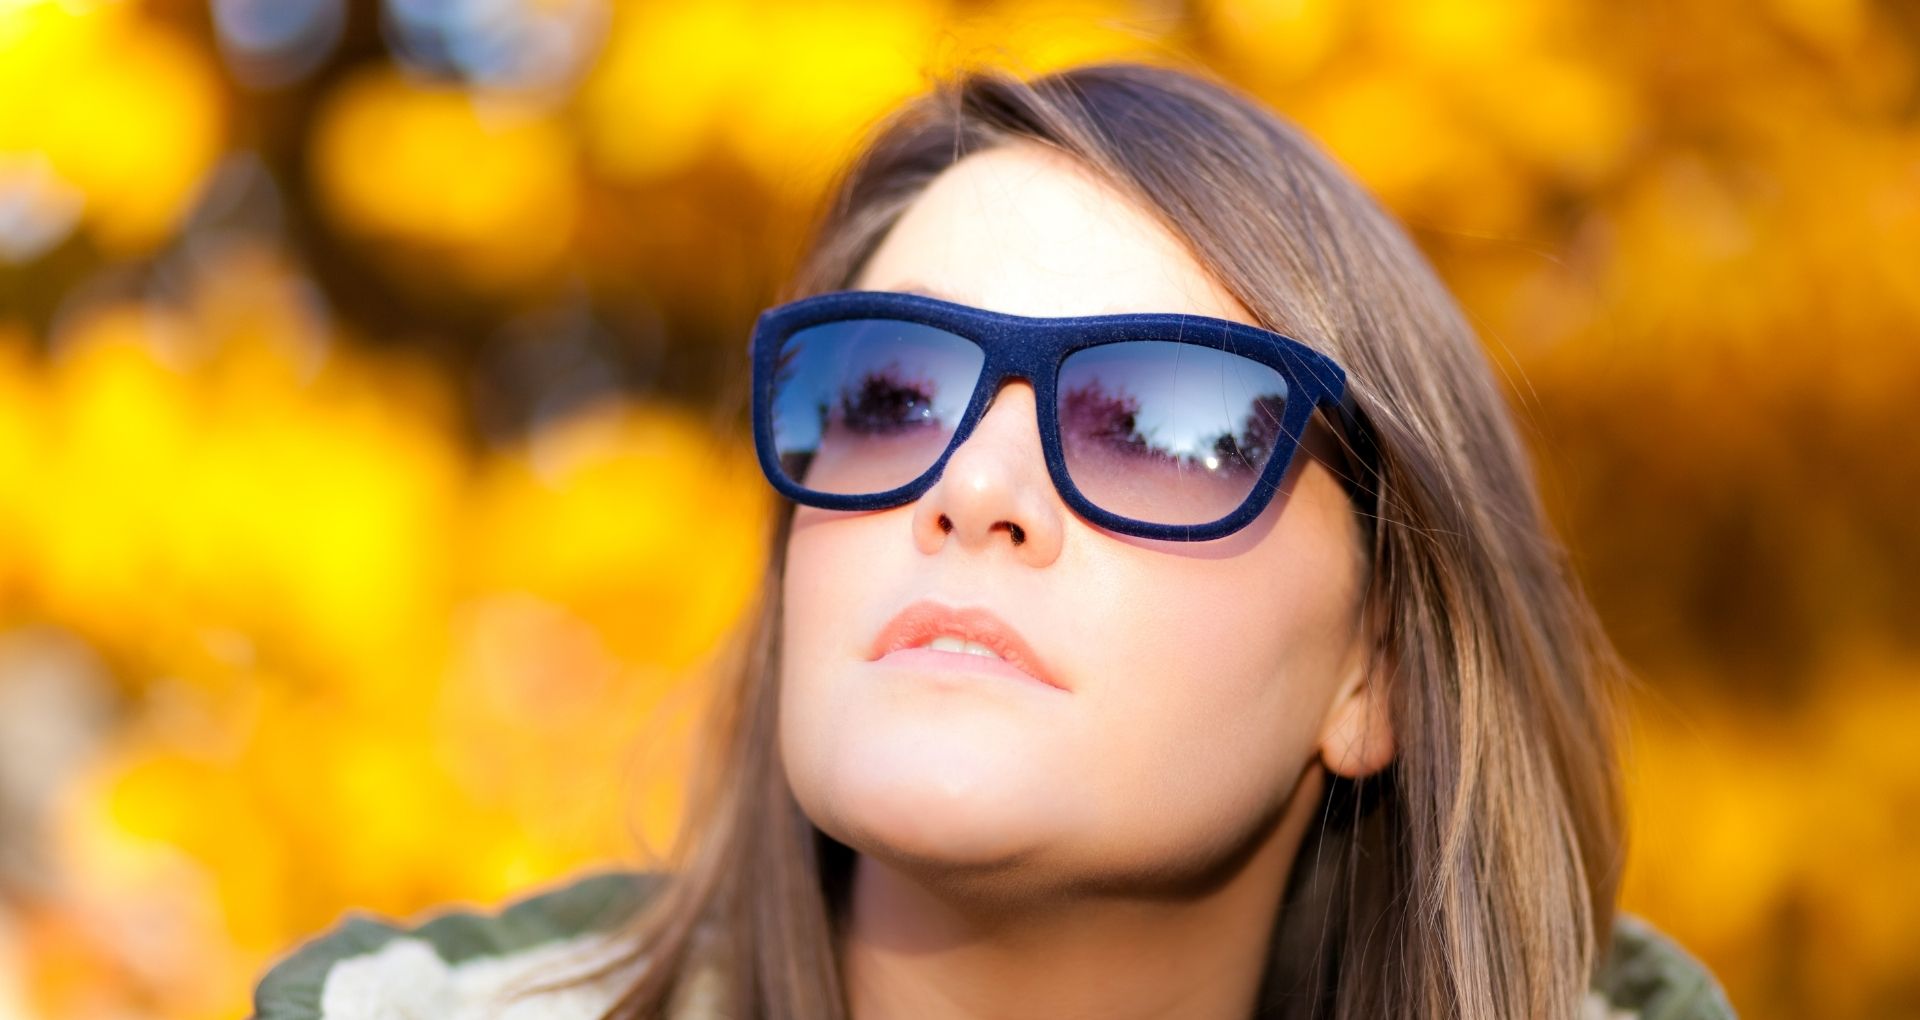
xmin=836 ymin=763 xmax=1327 ymax=1020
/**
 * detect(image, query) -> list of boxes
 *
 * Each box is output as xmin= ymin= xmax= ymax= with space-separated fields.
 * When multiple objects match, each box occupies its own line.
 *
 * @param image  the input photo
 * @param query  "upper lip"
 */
xmin=866 ymin=598 xmax=1068 ymax=692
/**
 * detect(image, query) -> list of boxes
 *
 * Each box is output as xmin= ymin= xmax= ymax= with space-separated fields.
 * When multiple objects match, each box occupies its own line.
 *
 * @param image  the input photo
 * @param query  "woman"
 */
xmin=252 ymin=60 xmax=1736 ymax=1019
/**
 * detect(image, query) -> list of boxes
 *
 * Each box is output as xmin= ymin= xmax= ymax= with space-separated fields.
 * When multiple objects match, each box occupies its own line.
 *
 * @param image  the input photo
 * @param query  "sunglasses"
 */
xmin=747 ymin=289 xmax=1379 ymax=542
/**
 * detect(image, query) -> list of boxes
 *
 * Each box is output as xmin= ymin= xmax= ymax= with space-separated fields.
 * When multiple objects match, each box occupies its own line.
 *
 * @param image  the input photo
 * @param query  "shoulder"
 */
xmin=249 ymin=869 xmax=668 ymax=1020
xmin=1588 ymin=912 xmax=1738 ymax=1020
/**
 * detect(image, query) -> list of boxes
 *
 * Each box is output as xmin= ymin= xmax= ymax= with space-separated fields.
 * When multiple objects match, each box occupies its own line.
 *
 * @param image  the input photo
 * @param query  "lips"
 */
xmin=866 ymin=598 xmax=1068 ymax=692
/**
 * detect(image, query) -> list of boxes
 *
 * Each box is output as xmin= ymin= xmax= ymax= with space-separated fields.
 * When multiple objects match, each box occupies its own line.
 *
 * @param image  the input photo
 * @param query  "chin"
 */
xmin=808 ymin=758 xmax=1063 ymax=868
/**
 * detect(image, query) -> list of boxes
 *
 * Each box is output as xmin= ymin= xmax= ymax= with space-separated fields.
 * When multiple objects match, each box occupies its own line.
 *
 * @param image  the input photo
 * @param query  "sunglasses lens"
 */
xmin=1057 ymin=341 xmax=1293 ymax=527
xmin=768 ymin=318 xmax=984 ymax=495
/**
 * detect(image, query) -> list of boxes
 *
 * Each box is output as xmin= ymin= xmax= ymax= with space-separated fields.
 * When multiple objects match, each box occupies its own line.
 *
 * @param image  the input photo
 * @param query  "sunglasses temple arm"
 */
xmin=1330 ymin=387 xmax=1383 ymax=512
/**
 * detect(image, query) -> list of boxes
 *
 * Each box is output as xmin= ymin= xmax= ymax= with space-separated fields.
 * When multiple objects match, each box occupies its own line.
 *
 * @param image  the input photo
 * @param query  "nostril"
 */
xmin=933 ymin=514 xmax=1025 ymax=544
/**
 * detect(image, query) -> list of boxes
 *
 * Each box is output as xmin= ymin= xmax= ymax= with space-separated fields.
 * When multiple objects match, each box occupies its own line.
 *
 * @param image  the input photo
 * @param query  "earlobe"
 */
xmin=1318 ymin=666 xmax=1395 ymax=779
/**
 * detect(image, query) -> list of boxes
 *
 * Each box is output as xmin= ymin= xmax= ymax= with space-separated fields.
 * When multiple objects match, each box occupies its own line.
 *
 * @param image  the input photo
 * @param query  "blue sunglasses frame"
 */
xmin=748 ymin=288 xmax=1379 ymax=542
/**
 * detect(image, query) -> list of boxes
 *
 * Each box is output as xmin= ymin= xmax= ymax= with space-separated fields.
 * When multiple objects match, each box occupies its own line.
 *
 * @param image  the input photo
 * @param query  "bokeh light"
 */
xmin=211 ymin=0 xmax=345 ymax=91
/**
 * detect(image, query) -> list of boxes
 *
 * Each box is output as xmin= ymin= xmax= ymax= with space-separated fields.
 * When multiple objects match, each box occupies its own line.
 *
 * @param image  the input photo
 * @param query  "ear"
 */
xmin=1317 ymin=646 xmax=1395 ymax=780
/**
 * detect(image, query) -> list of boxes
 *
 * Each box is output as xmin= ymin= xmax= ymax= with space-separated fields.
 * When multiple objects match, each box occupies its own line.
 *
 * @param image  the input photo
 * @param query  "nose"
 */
xmin=912 ymin=379 xmax=1064 ymax=563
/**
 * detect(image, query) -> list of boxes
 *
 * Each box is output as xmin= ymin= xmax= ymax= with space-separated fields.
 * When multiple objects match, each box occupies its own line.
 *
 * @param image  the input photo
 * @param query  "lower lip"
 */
xmin=873 ymin=647 xmax=1066 ymax=693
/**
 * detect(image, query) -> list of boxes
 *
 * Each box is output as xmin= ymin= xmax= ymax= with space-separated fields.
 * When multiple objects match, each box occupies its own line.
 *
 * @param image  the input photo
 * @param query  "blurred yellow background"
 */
xmin=1 ymin=0 xmax=1915 ymax=1017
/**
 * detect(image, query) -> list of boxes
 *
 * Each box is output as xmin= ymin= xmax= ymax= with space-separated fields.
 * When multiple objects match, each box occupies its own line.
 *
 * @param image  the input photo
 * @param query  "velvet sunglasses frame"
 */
xmin=747 ymin=288 xmax=1380 ymax=543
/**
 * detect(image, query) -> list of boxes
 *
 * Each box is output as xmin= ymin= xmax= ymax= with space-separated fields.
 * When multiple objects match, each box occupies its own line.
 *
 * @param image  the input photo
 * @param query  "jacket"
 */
xmin=249 ymin=869 xmax=1737 ymax=1019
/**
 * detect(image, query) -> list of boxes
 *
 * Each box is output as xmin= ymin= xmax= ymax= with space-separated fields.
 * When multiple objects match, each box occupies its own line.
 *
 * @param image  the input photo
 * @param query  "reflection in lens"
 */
xmin=1059 ymin=341 xmax=1291 ymax=527
xmin=768 ymin=319 xmax=983 ymax=496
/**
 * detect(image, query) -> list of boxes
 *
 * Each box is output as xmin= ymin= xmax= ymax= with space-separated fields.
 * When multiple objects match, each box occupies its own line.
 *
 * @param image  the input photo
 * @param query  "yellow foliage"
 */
xmin=0 ymin=2 xmax=224 ymax=254
xmin=1201 ymin=0 xmax=1353 ymax=82
xmin=582 ymin=0 xmax=936 ymax=196
xmin=928 ymin=0 xmax=1172 ymax=80
xmin=1622 ymin=661 xmax=1920 ymax=1019
xmin=581 ymin=0 xmax=1168 ymax=197
xmin=578 ymin=0 xmax=754 ymax=181
xmin=310 ymin=67 xmax=578 ymax=287
xmin=3 ymin=2 xmax=1919 ymax=1018
xmin=468 ymin=400 xmax=770 ymax=669
xmin=0 ymin=233 xmax=770 ymax=1015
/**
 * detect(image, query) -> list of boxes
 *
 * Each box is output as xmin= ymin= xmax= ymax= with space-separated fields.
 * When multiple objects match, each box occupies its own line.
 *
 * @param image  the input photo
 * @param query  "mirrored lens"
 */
xmin=1058 ymin=341 xmax=1292 ymax=526
xmin=768 ymin=318 xmax=984 ymax=495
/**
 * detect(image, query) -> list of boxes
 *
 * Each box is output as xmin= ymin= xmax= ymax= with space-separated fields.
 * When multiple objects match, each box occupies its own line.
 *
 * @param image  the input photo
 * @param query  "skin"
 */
xmin=777 ymin=140 xmax=1395 ymax=1020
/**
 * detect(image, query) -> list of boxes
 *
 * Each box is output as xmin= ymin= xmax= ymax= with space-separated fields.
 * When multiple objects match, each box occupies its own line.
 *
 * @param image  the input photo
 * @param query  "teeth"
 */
xmin=924 ymin=635 xmax=1004 ymax=660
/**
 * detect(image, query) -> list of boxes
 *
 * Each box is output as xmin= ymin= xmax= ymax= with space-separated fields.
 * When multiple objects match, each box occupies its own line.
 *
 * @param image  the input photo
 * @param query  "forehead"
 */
xmin=853 ymin=142 xmax=1255 ymax=324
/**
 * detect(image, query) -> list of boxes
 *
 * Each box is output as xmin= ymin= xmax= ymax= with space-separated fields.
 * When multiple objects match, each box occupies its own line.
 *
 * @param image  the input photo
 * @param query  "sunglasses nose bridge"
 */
xmin=968 ymin=369 xmax=1041 ymax=429
xmin=945 ymin=367 xmax=1045 ymax=469
xmin=980 ymin=367 xmax=1035 ymax=399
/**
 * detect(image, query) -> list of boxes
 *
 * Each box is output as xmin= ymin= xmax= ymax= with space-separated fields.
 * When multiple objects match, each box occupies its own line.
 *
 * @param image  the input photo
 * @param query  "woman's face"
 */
xmin=778 ymin=141 xmax=1391 ymax=896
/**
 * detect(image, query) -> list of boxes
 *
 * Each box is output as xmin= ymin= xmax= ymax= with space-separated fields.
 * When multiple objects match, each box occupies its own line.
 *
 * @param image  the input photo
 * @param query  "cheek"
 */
xmin=782 ymin=511 xmax=860 ymax=648
xmin=778 ymin=509 xmax=868 ymax=767
xmin=778 ymin=507 xmax=893 ymax=706
xmin=1061 ymin=517 xmax=1361 ymax=858
xmin=1071 ymin=568 xmax=1335 ymax=818
xmin=777 ymin=517 xmax=860 ymax=843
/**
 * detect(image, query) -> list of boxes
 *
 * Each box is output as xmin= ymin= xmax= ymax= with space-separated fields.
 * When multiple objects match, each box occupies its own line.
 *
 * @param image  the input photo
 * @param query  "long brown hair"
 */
xmin=532 ymin=58 xmax=1628 ymax=1020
